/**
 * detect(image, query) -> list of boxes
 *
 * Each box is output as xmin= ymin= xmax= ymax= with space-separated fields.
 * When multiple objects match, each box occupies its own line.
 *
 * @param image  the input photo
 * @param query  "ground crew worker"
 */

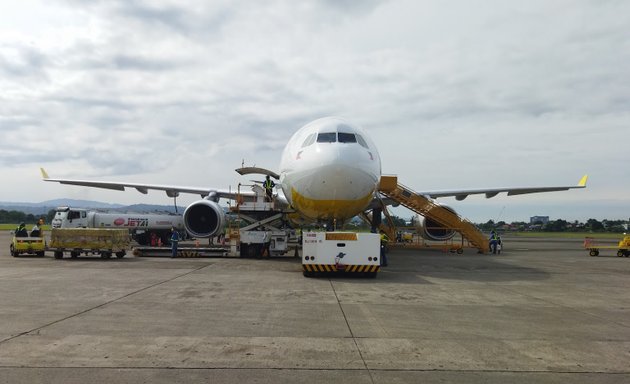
xmin=15 ymin=222 xmax=28 ymax=237
xmin=263 ymin=175 xmax=275 ymax=201
xmin=37 ymin=218 xmax=44 ymax=237
xmin=380 ymin=231 xmax=389 ymax=266
xmin=489 ymin=230 xmax=500 ymax=254
xmin=30 ymin=221 xmax=41 ymax=237
xmin=170 ymin=227 xmax=180 ymax=258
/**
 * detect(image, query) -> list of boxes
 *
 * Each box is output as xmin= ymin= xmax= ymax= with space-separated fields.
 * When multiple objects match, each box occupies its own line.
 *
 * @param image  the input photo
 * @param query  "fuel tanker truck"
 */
xmin=51 ymin=206 xmax=186 ymax=245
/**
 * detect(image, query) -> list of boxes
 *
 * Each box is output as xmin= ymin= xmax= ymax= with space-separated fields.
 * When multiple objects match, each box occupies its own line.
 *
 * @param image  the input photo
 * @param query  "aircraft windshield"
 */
xmin=316 ymin=132 xmax=360 ymax=144
xmin=301 ymin=133 xmax=316 ymax=148
xmin=338 ymin=133 xmax=357 ymax=143
xmin=356 ymin=134 xmax=369 ymax=149
xmin=317 ymin=132 xmax=337 ymax=143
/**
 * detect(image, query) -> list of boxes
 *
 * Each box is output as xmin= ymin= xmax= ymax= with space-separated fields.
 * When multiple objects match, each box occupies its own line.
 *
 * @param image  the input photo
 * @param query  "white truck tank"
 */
xmin=52 ymin=207 xmax=185 ymax=245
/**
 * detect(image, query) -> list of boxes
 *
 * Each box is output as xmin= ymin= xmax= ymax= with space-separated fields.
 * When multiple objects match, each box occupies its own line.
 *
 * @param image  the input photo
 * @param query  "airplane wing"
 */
xmin=40 ymin=168 xmax=255 ymax=200
xmin=416 ymin=175 xmax=588 ymax=201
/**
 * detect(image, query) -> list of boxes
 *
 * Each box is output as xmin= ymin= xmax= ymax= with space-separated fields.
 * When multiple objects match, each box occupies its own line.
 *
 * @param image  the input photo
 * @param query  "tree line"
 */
xmin=477 ymin=219 xmax=628 ymax=233
xmin=0 ymin=209 xmax=56 ymax=225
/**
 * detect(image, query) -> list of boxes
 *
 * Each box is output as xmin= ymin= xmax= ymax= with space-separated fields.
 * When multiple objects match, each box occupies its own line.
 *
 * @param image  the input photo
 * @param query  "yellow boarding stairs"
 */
xmin=379 ymin=176 xmax=490 ymax=254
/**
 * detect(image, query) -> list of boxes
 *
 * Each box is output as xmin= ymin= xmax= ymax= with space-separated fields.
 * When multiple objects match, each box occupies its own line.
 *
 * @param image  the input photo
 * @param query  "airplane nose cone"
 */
xmin=307 ymin=153 xmax=378 ymax=201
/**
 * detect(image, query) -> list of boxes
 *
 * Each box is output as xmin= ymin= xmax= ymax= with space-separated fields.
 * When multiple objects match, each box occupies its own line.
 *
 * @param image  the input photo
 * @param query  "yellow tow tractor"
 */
xmin=10 ymin=234 xmax=46 ymax=257
xmin=584 ymin=235 xmax=630 ymax=257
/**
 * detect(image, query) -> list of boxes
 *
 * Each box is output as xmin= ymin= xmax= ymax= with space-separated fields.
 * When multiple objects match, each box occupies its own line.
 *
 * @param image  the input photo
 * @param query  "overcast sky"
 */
xmin=1 ymin=0 xmax=629 ymax=222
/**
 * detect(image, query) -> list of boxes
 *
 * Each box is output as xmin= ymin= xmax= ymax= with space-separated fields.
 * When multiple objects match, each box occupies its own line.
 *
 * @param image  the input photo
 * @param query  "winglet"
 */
xmin=578 ymin=174 xmax=588 ymax=187
xmin=40 ymin=168 xmax=50 ymax=179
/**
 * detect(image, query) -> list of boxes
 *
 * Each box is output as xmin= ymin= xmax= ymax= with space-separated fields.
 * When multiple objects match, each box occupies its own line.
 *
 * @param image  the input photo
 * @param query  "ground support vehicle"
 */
xmin=388 ymin=230 xmax=476 ymax=254
xmin=301 ymin=231 xmax=381 ymax=278
xmin=52 ymin=206 xmax=185 ymax=245
xmin=238 ymin=229 xmax=290 ymax=258
xmin=227 ymin=186 xmax=294 ymax=258
xmin=49 ymin=228 xmax=130 ymax=259
xmin=132 ymin=245 xmax=227 ymax=258
xmin=10 ymin=235 xmax=46 ymax=257
xmin=584 ymin=235 xmax=630 ymax=257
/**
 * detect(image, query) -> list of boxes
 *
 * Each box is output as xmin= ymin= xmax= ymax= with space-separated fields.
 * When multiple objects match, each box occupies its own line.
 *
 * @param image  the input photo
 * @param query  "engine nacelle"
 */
xmin=417 ymin=205 xmax=457 ymax=241
xmin=183 ymin=199 xmax=225 ymax=238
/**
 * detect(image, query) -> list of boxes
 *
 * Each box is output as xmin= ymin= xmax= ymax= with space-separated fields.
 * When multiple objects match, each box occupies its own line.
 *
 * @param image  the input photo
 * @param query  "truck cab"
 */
xmin=52 ymin=207 xmax=88 ymax=228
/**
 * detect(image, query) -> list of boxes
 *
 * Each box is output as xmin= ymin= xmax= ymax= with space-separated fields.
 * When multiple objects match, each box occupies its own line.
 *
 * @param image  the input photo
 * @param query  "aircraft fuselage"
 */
xmin=279 ymin=117 xmax=382 ymax=221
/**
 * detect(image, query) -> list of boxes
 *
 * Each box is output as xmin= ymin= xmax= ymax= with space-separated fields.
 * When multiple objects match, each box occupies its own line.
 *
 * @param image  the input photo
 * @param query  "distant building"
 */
xmin=530 ymin=216 xmax=550 ymax=225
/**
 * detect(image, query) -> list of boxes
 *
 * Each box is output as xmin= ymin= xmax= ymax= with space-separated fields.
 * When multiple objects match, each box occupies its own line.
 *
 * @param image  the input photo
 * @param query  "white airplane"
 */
xmin=41 ymin=116 xmax=587 ymax=239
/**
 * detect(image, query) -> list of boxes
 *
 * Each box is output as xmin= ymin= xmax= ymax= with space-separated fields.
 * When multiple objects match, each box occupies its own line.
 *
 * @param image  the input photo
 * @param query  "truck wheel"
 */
xmin=617 ymin=250 xmax=624 ymax=257
xmin=10 ymin=244 xmax=19 ymax=257
xmin=456 ymin=248 xmax=464 ymax=254
xmin=54 ymin=251 xmax=63 ymax=259
xmin=303 ymin=270 xmax=314 ymax=278
xmin=101 ymin=252 xmax=112 ymax=259
xmin=70 ymin=251 xmax=80 ymax=258
xmin=36 ymin=251 xmax=45 ymax=257
xmin=589 ymin=250 xmax=597 ymax=257
xmin=115 ymin=251 xmax=126 ymax=258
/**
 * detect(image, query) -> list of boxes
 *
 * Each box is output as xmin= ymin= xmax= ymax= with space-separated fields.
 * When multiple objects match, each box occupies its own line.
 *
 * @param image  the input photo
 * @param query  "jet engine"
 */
xmin=183 ymin=199 xmax=225 ymax=238
xmin=416 ymin=205 xmax=457 ymax=241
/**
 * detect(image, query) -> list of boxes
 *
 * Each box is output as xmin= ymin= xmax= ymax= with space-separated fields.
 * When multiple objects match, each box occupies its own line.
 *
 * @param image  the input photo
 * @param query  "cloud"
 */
xmin=0 ymin=0 xmax=628 ymax=221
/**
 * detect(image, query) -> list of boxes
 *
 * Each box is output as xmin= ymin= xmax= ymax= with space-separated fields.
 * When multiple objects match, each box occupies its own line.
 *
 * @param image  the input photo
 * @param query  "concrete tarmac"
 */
xmin=0 ymin=232 xmax=629 ymax=383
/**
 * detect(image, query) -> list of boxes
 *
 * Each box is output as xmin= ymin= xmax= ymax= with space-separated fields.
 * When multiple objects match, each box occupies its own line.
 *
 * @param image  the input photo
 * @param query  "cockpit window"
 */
xmin=301 ymin=133 xmax=316 ymax=148
xmin=317 ymin=132 xmax=337 ymax=143
xmin=337 ymin=132 xmax=357 ymax=143
xmin=356 ymin=134 xmax=369 ymax=149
